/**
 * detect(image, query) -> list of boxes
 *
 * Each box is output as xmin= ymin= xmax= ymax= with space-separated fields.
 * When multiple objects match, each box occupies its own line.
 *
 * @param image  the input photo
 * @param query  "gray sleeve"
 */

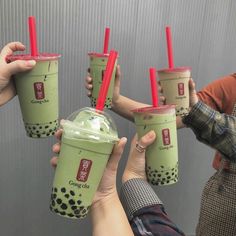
xmin=120 ymin=178 xmax=162 ymax=220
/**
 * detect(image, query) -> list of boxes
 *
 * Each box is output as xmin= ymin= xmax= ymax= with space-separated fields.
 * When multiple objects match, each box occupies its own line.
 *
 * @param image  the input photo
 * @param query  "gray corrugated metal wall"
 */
xmin=0 ymin=0 xmax=235 ymax=235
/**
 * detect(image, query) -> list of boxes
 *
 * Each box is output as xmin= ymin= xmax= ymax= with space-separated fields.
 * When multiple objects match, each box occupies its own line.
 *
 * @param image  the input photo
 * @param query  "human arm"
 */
xmin=120 ymin=131 xmax=186 ymax=236
xmin=51 ymin=129 xmax=134 ymax=236
xmin=0 ymin=42 xmax=36 ymax=106
xmin=182 ymin=101 xmax=236 ymax=162
xmin=85 ymin=65 xmax=149 ymax=122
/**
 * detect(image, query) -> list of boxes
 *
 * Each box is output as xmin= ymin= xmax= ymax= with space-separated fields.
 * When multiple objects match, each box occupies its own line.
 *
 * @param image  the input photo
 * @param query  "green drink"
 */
xmin=7 ymin=54 xmax=61 ymax=138
xmin=50 ymin=107 xmax=118 ymax=219
xmin=133 ymin=105 xmax=178 ymax=186
xmin=88 ymin=53 xmax=117 ymax=109
xmin=158 ymin=67 xmax=191 ymax=116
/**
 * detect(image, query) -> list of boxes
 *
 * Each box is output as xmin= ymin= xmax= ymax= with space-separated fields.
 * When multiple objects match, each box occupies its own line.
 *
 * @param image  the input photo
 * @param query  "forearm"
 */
xmin=91 ymin=195 xmax=134 ymax=236
xmin=0 ymin=82 xmax=16 ymax=107
xmin=183 ymin=101 xmax=236 ymax=161
xmin=111 ymin=95 xmax=148 ymax=122
xmin=120 ymin=179 xmax=185 ymax=236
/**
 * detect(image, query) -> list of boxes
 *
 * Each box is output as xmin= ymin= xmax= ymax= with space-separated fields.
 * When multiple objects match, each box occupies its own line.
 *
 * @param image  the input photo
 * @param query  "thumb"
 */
xmin=189 ymin=78 xmax=198 ymax=107
xmin=114 ymin=65 xmax=121 ymax=88
xmin=106 ymin=137 xmax=127 ymax=172
xmin=134 ymin=130 xmax=156 ymax=155
xmin=5 ymin=60 xmax=36 ymax=77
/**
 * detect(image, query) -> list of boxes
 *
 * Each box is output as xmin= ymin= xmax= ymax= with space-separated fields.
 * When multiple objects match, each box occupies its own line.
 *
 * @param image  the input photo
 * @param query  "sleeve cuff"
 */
xmin=120 ymin=178 xmax=162 ymax=220
xmin=182 ymin=100 xmax=215 ymax=129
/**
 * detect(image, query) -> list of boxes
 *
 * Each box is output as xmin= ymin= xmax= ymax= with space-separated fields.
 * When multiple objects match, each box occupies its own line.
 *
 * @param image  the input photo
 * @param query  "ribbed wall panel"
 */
xmin=0 ymin=1 xmax=235 ymax=235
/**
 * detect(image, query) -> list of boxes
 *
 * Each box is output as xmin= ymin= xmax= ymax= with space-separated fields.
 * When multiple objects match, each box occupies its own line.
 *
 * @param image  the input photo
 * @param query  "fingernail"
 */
xmin=147 ymin=130 xmax=156 ymax=138
xmin=25 ymin=60 xmax=36 ymax=66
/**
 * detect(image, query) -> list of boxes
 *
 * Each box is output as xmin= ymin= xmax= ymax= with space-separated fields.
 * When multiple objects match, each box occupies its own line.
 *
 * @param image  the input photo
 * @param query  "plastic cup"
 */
xmin=88 ymin=53 xmax=117 ymax=109
xmin=50 ymin=107 xmax=118 ymax=219
xmin=7 ymin=54 xmax=61 ymax=138
xmin=132 ymin=105 xmax=178 ymax=186
xmin=158 ymin=67 xmax=191 ymax=116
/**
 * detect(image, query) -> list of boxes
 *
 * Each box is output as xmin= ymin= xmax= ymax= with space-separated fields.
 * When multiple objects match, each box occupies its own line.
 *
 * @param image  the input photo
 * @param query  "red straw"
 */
xmin=103 ymin=27 xmax=110 ymax=54
xmin=96 ymin=50 xmax=118 ymax=111
xmin=28 ymin=16 xmax=38 ymax=56
xmin=165 ymin=26 xmax=174 ymax=69
xmin=149 ymin=68 xmax=159 ymax=107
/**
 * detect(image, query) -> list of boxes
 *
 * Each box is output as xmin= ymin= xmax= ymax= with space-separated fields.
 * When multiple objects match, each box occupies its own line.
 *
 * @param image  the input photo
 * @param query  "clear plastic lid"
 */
xmin=62 ymin=107 xmax=118 ymax=143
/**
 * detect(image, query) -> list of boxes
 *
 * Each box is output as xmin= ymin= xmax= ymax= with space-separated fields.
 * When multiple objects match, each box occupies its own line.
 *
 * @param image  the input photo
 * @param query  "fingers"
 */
xmin=159 ymin=95 xmax=166 ymax=105
xmin=134 ymin=130 xmax=156 ymax=154
xmin=106 ymin=137 xmax=127 ymax=171
xmin=0 ymin=42 xmax=26 ymax=59
xmin=54 ymin=128 xmax=63 ymax=141
xmin=85 ymin=73 xmax=93 ymax=97
xmin=50 ymin=156 xmax=58 ymax=168
xmin=4 ymin=60 xmax=36 ymax=77
xmin=189 ymin=78 xmax=196 ymax=92
xmin=52 ymin=143 xmax=61 ymax=154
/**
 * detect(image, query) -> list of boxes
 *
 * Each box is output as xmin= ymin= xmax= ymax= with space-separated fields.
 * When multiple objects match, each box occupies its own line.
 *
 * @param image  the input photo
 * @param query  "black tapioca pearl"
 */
xmin=45 ymin=125 xmax=49 ymax=129
xmin=54 ymin=120 xmax=57 ymax=123
xmin=61 ymin=203 xmax=68 ymax=210
xmin=171 ymin=172 xmax=175 ymax=176
xmin=61 ymin=187 xmax=66 ymax=193
xmin=33 ymin=126 xmax=36 ymax=130
xmin=158 ymin=174 xmax=161 ymax=177
xmin=162 ymin=178 xmax=166 ymax=181
xmin=65 ymin=194 xmax=69 ymax=198
xmin=72 ymin=206 xmax=77 ymax=210
xmin=161 ymin=182 xmax=165 ymax=185
xmin=77 ymin=200 xmax=82 ymax=205
xmin=39 ymin=126 xmax=42 ymax=129
xmin=59 ymin=211 xmax=66 ymax=216
xmin=147 ymin=166 xmax=151 ymax=170
xmin=82 ymin=209 xmax=87 ymax=214
xmin=161 ymin=166 xmax=164 ymax=169
xmin=52 ymin=132 xmax=55 ymax=135
xmin=50 ymin=122 xmax=52 ymax=124
xmin=46 ymin=133 xmax=50 ymax=136
xmin=165 ymin=172 xmax=169 ymax=175
xmin=54 ymin=188 xmax=57 ymax=192
xmin=54 ymin=209 xmax=59 ymax=213
xmin=49 ymin=129 xmax=53 ymax=133
xmin=56 ymin=199 xmax=62 ymax=204
xmin=29 ymin=134 xmax=33 ymax=137
xmin=69 ymin=199 xmax=75 ymax=205
xmin=37 ymin=134 xmax=41 ymax=138
xmin=36 ymin=130 xmax=39 ymax=133
xmin=70 ymin=190 xmax=75 ymax=196
xmin=36 ymin=123 xmax=40 ymax=126
xmin=67 ymin=213 xmax=74 ymax=217
xmin=167 ymin=176 xmax=171 ymax=179
xmin=74 ymin=209 xmax=80 ymax=215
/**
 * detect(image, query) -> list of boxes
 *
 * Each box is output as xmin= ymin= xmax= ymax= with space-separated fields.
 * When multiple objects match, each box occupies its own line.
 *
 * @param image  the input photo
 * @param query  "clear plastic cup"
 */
xmin=50 ymin=107 xmax=118 ymax=219
xmin=133 ymin=105 xmax=178 ymax=186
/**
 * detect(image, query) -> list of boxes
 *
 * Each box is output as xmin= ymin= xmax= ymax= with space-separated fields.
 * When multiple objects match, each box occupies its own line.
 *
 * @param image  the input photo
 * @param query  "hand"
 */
xmin=158 ymin=79 xmax=199 ymax=108
xmin=122 ymin=130 xmax=156 ymax=183
xmin=0 ymin=42 xmax=36 ymax=106
xmin=51 ymin=126 xmax=127 ymax=205
xmin=85 ymin=65 xmax=122 ymax=107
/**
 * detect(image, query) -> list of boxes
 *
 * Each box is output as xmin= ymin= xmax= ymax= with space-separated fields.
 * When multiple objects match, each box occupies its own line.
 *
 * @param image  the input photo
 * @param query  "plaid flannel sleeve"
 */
xmin=182 ymin=101 xmax=236 ymax=162
xmin=120 ymin=178 xmax=185 ymax=236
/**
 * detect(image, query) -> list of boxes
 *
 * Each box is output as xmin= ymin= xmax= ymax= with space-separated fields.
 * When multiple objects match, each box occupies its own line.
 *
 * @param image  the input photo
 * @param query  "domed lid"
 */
xmin=62 ymin=107 xmax=118 ymax=143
